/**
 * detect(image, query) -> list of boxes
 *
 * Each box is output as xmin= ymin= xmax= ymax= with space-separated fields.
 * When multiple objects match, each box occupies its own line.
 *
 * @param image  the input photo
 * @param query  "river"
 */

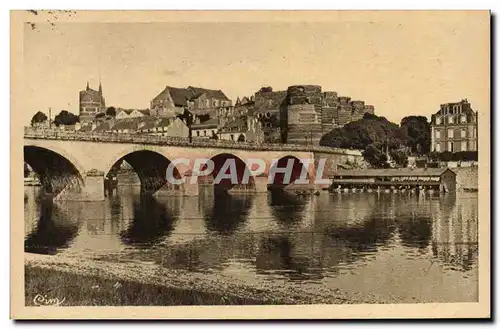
xmin=24 ymin=186 xmax=478 ymax=303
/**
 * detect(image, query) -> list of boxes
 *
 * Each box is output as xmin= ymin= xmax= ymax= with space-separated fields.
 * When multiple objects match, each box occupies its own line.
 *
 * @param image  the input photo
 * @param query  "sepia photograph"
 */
xmin=10 ymin=10 xmax=490 ymax=319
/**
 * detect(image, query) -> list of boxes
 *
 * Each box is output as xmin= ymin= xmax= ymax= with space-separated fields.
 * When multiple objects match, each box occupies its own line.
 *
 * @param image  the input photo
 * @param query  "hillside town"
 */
xmin=29 ymin=80 xmax=479 ymax=171
xmin=31 ymin=82 xmax=376 ymax=144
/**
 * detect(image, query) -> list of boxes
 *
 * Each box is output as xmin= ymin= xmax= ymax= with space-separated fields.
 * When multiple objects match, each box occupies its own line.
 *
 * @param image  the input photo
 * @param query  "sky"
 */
xmin=21 ymin=12 xmax=489 ymax=126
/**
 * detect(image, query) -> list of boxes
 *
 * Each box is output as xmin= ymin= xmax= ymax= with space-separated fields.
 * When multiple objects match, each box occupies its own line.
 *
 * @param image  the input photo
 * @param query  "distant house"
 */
xmin=162 ymin=117 xmax=189 ymax=138
xmin=150 ymin=85 xmax=232 ymax=118
xmin=110 ymin=118 xmax=142 ymax=134
xmin=115 ymin=109 xmax=132 ymax=120
xmin=191 ymin=117 xmax=219 ymax=139
xmin=135 ymin=117 xmax=189 ymax=138
xmin=218 ymin=117 xmax=248 ymax=142
xmin=115 ymin=108 xmax=150 ymax=120
xmin=430 ymin=99 xmax=478 ymax=153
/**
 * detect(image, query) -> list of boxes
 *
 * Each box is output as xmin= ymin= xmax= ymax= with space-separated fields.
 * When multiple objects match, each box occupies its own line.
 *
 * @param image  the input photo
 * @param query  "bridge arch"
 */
xmin=268 ymin=155 xmax=310 ymax=189
xmin=24 ymin=145 xmax=84 ymax=196
xmin=200 ymin=153 xmax=255 ymax=193
xmin=105 ymin=149 xmax=183 ymax=195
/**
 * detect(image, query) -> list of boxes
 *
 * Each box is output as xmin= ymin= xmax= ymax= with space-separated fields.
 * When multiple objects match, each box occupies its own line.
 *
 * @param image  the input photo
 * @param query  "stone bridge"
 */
xmin=23 ymin=128 xmax=364 ymax=201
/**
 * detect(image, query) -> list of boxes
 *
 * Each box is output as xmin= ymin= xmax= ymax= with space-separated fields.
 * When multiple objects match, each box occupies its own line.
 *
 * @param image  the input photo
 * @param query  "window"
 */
xmin=435 ymin=130 xmax=441 ymax=139
xmin=436 ymin=117 xmax=441 ymax=125
xmin=447 ymin=141 xmax=453 ymax=152
xmin=196 ymin=131 xmax=200 ymax=137
xmin=448 ymin=116 xmax=454 ymax=124
xmin=204 ymin=130 xmax=207 ymax=136
xmin=230 ymin=134 xmax=234 ymax=141
xmin=461 ymin=129 xmax=466 ymax=138
xmin=461 ymin=141 xmax=467 ymax=151
xmin=436 ymin=143 xmax=441 ymax=152
xmin=448 ymin=129 xmax=454 ymax=138
xmin=461 ymin=115 xmax=466 ymax=123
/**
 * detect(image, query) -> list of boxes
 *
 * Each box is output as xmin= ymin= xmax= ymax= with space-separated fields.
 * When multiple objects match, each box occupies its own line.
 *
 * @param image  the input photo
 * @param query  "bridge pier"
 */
xmin=54 ymin=169 xmax=105 ymax=202
xmin=254 ymin=176 xmax=269 ymax=193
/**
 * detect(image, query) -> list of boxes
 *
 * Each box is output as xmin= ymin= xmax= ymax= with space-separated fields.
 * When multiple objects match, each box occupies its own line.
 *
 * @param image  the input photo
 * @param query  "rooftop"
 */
xmin=192 ymin=117 xmax=219 ymax=129
xmin=332 ymin=168 xmax=454 ymax=177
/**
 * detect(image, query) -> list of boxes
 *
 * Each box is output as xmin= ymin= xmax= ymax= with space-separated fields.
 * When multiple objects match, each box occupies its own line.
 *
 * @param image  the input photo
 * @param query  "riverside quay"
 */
xmin=329 ymin=168 xmax=457 ymax=193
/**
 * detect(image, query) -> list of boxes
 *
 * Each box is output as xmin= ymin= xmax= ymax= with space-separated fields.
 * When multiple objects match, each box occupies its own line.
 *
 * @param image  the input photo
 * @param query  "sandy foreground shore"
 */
xmin=24 ymin=253 xmax=388 ymax=305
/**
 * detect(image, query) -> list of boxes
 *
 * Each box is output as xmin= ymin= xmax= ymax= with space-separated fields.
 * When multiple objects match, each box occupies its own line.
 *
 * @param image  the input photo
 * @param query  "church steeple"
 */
xmin=86 ymin=81 xmax=90 ymax=91
xmin=98 ymin=80 xmax=102 ymax=95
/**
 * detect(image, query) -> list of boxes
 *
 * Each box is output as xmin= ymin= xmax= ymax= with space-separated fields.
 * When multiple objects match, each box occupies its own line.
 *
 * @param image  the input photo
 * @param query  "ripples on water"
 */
xmin=24 ymin=186 xmax=478 ymax=302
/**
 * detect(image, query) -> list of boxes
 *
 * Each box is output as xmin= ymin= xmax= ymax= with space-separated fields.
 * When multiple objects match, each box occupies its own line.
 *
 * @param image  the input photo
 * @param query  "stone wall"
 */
xmin=25 ymin=127 xmax=363 ymax=156
xmin=451 ymin=166 xmax=478 ymax=191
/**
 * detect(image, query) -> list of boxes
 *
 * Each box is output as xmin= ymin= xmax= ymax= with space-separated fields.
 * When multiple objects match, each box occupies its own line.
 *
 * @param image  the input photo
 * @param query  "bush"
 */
xmin=54 ymin=110 xmax=79 ymax=126
xmin=31 ymin=111 xmax=48 ymax=126
xmin=362 ymin=144 xmax=389 ymax=168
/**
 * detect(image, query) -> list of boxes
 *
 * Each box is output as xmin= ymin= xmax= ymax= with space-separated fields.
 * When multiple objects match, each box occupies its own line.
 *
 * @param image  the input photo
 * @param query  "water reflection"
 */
xmin=24 ymin=186 xmax=478 ymax=300
xmin=268 ymin=190 xmax=308 ymax=227
xmin=202 ymin=193 xmax=253 ymax=234
xmin=120 ymin=195 xmax=180 ymax=248
xmin=431 ymin=195 xmax=478 ymax=272
xmin=255 ymin=234 xmax=324 ymax=281
xmin=24 ymin=198 xmax=80 ymax=255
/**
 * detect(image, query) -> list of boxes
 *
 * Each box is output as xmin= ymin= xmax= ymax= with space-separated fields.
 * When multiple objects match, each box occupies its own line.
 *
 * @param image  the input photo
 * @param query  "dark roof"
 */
xmin=191 ymin=117 xmax=219 ymax=129
xmin=138 ymin=109 xmax=150 ymax=116
xmin=111 ymin=117 xmax=154 ymax=131
xmin=332 ymin=168 xmax=454 ymax=177
xmin=167 ymin=87 xmax=193 ymax=107
xmin=153 ymin=86 xmax=230 ymax=108
xmin=188 ymin=86 xmax=230 ymax=101
xmin=219 ymin=117 xmax=247 ymax=132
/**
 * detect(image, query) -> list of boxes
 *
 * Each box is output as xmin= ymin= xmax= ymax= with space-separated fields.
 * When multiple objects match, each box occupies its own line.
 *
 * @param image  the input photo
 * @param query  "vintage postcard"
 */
xmin=10 ymin=10 xmax=490 ymax=319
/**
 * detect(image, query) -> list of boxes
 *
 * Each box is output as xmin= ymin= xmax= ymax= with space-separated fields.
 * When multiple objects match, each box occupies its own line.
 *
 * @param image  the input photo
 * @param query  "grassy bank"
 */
xmin=25 ymin=265 xmax=268 ymax=306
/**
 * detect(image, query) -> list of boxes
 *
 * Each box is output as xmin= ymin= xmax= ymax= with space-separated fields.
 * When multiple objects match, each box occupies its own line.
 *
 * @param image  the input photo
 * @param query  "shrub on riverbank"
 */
xmin=25 ymin=265 xmax=267 ymax=306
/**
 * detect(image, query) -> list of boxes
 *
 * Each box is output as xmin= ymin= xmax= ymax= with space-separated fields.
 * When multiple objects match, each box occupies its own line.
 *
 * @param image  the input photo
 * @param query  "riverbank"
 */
xmin=24 ymin=253 xmax=378 ymax=305
xmin=25 ymin=265 xmax=265 ymax=306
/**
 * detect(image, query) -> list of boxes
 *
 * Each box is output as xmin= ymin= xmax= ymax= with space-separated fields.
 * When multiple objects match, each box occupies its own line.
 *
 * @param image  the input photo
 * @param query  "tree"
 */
xmin=53 ymin=110 xmax=79 ymax=126
xmin=320 ymin=113 xmax=416 ymax=168
xmin=390 ymin=149 xmax=409 ymax=167
xmin=320 ymin=113 xmax=402 ymax=151
xmin=400 ymin=116 xmax=431 ymax=155
xmin=30 ymin=111 xmax=47 ymax=126
xmin=106 ymin=107 xmax=116 ymax=117
xmin=362 ymin=144 xmax=389 ymax=168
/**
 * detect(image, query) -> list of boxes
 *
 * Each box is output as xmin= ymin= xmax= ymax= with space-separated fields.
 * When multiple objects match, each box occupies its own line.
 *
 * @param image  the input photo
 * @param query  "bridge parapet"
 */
xmin=24 ymin=127 xmax=362 ymax=156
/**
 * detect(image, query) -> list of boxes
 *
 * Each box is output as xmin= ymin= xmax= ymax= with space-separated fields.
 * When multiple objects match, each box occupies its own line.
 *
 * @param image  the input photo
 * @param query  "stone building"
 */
xmin=79 ymin=82 xmax=106 ymax=122
xmin=150 ymin=85 xmax=232 ymax=120
xmin=218 ymin=117 xmax=248 ymax=142
xmin=430 ymin=99 xmax=478 ymax=153
xmin=191 ymin=118 xmax=219 ymax=139
xmin=238 ymin=85 xmax=375 ymax=145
